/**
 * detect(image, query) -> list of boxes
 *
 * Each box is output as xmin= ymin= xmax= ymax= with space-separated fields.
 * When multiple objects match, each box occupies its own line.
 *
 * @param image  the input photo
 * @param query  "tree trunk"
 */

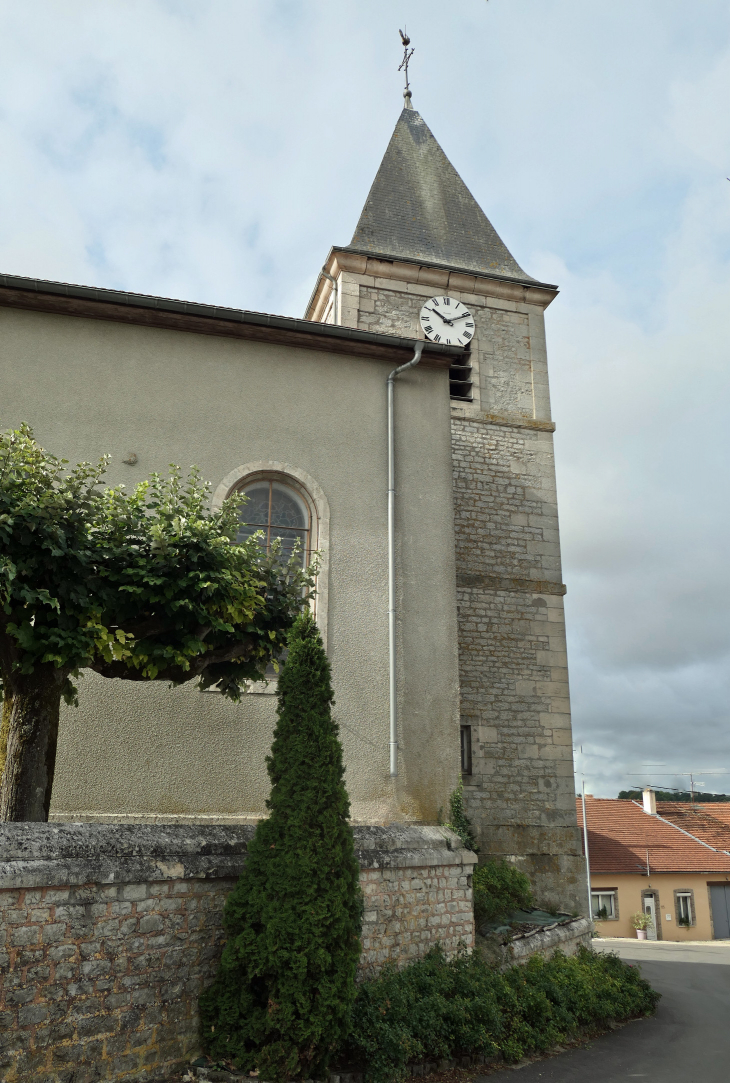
xmin=0 ymin=670 xmax=65 ymax=821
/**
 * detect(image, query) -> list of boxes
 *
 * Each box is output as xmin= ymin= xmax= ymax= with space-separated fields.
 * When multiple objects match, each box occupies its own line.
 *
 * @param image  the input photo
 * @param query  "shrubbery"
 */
xmin=440 ymin=778 xmax=478 ymax=852
xmin=472 ymin=860 xmax=534 ymax=926
xmin=341 ymin=946 xmax=660 ymax=1083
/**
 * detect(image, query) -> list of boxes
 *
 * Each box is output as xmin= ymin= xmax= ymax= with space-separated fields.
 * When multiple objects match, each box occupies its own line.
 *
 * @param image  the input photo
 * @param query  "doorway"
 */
xmin=643 ymin=894 xmax=658 ymax=940
xmin=710 ymin=885 xmax=730 ymax=939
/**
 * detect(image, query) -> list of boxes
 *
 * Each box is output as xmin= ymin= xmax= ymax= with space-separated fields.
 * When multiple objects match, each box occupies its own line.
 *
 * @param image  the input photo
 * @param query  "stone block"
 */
xmin=139 ymin=913 xmax=164 ymax=934
xmin=80 ymin=958 xmax=111 ymax=978
xmin=5 ymin=908 xmax=29 ymax=923
xmin=47 ymin=944 xmax=76 ymax=961
xmin=122 ymin=884 xmax=148 ymax=901
xmin=12 ymin=925 xmax=40 ymax=947
xmin=76 ymin=1013 xmax=115 ymax=1039
xmin=18 ymin=1003 xmax=49 ymax=1026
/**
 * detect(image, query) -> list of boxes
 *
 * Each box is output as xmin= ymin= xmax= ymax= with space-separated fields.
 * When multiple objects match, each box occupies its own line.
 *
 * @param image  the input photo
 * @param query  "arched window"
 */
xmin=212 ymin=461 xmax=330 ymax=655
xmin=235 ymin=478 xmax=311 ymax=566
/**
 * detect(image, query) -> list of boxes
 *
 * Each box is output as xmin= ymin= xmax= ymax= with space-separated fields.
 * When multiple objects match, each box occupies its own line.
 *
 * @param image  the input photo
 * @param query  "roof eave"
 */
xmin=342 ymin=245 xmax=558 ymax=293
xmin=0 ymin=271 xmax=465 ymax=367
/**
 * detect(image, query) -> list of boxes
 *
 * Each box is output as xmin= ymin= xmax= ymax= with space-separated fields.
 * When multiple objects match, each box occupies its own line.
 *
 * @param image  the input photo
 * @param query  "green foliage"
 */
xmin=342 ymin=946 xmax=661 ymax=1083
xmin=0 ymin=423 xmax=308 ymax=703
xmin=631 ymin=912 xmax=654 ymax=930
xmin=200 ymin=611 xmax=363 ymax=1082
xmin=441 ymin=779 xmax=478 ymax=852
xmin=618 ymin=789 xmax=730 ymax=802
xmin=472 ymin=860 xmax=534 ymax=927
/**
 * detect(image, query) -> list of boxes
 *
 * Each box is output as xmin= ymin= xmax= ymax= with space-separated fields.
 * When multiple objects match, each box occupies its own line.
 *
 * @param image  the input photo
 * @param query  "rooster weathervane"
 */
xmin=398 ymin=28 xmax=414 ymax=108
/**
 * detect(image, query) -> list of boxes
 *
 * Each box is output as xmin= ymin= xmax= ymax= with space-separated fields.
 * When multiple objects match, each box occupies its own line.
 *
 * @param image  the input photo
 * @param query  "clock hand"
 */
xmin=424 ymin=307 xmax=454 ymax=326
xmin=451 ymin=311 xmax=473 ymax=321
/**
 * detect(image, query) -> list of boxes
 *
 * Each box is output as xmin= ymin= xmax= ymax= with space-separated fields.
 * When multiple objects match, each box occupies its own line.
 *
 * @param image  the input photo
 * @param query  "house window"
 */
xmin=460 ymin=725 xmax=472 ymax=775
xmin=236 ymin=478 xmax=311 ymax=566
xmin=591 ymin=891 xmax=617 ymax=920
xmin=676 ymin=891 xmax=694 ymax=927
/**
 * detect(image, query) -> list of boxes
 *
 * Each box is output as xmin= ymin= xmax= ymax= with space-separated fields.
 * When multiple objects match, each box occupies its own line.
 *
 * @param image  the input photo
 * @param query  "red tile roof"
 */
xmin=696 ymin=804 xmax=730 ymax=829
xmin=575 ymin=797 xmax=730 ymax=875
xmin=658 ymin=803 xmax=730 ymax=850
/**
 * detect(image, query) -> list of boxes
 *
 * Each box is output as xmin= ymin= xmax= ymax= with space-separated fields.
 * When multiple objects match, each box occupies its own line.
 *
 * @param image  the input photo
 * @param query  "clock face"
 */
xmin=419 ymin=296 xmax=474 ymax=347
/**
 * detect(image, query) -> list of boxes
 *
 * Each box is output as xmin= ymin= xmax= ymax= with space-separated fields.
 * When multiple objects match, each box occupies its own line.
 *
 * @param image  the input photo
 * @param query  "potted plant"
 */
xmin=631 ymin=912 xmax=654 ymax=939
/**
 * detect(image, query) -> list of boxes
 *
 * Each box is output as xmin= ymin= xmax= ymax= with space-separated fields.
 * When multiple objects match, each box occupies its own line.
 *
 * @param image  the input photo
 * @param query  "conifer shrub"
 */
xmin=341 ymin=946 xmax=660 ymax=1083
xmin=199 ymin=611 xmax=362 ymax=1082
xmin=473 ymin=860 xmax=534 ymax=926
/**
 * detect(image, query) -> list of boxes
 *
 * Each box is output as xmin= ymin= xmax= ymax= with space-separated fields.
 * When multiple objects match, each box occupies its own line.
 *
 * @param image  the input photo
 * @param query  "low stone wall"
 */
xmin=510 ymin=916 xmax=593 ymax=964
xmin=476 ymin=915 xmax=593 ymax=969
xmin=0 ymin=823 xmax=475 ymax=1083
xmin=355 ymin=825 xmax=475 ymax=970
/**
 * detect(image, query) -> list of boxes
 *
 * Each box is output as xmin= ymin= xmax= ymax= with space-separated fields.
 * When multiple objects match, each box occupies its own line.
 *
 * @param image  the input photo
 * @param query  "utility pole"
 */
xmin=581 ymin=778 xmax=592 ymax=919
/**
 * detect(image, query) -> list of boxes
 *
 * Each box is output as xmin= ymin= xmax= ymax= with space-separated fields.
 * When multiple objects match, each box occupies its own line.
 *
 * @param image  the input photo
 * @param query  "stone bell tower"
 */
xmin=305 ymin=101 xmax=585 ymax=911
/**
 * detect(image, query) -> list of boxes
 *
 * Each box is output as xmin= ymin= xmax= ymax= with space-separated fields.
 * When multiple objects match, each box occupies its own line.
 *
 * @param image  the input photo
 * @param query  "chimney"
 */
xmin=643 ymin=787 xmax=657 ymax=816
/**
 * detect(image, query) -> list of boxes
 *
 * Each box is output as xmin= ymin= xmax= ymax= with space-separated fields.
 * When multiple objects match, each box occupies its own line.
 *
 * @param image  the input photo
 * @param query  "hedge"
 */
xmin=340 ymin=946 xmax=660 ymax=1083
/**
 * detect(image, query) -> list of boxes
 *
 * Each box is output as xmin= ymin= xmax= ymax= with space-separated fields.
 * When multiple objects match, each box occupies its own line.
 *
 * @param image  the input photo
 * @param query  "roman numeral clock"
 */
xmin=419 ymin=296 xmax=474 ymax=347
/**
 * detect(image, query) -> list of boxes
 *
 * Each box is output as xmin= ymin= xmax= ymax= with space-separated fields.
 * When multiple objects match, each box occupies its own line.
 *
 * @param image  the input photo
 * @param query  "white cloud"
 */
xmin=1 ymin=0 xmax=730 ymax=798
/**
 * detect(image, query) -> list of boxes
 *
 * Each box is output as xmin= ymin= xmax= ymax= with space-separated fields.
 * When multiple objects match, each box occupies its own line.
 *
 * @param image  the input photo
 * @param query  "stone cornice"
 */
xmin=305 ymin=247 xmax=559 ymax=320
xmin=456 ymin=574 xmax=567 ymax=597
xmin=451 ymin=409 xmax=556 ymax=433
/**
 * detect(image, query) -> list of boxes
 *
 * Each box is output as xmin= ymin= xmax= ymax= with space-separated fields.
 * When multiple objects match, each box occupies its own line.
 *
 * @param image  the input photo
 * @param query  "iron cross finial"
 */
xmin=398 ymin=28 xmax=415 ymax=109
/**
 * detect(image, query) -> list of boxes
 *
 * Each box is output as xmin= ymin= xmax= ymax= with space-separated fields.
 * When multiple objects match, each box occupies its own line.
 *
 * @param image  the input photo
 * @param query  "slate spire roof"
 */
xmin=347 ymin=108 xmax=533 ymax=282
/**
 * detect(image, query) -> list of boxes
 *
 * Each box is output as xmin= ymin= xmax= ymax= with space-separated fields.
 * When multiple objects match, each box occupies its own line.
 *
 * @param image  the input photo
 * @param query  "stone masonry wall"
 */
xmin=452 ymin=415 xmax=584 ymax=911
xmin=0 ymin=824 xmax=475 ymax=1083
xmin=359 ymin=863 xmax=473 ymax=972
xmin=0 ymin=877 xmax=232 ymax=1083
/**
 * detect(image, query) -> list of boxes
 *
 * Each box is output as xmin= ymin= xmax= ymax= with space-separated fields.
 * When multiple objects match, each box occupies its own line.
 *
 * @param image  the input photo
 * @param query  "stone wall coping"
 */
xmin=509 ymin=916 xmax=593 ymax=962
xmin=0 ymin=822 xmax=476 ymax=889
xmin=353 ymin=825 xmax=478 ymax=869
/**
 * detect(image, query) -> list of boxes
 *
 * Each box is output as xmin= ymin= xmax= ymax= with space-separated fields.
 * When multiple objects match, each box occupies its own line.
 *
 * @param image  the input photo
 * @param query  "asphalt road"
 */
xmin=481 ymin=938 xmax=730 ymax=1083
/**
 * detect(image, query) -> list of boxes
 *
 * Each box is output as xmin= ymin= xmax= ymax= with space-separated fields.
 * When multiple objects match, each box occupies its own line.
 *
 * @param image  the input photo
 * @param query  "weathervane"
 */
xmin=398 ymin=28 xmax=414 ymax=109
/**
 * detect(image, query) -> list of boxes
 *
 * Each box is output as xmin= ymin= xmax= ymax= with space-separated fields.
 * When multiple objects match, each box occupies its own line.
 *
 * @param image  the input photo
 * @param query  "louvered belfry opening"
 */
xmin=449 ymin=354 xmax=473 ymax=401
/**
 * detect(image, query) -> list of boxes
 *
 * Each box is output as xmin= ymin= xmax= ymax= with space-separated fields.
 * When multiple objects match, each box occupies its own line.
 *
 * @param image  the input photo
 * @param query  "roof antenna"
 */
xmin=398 ymin=28 xmax=415 ymax=109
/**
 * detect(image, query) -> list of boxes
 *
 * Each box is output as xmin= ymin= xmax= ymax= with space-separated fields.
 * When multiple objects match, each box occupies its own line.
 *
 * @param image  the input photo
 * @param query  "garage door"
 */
xmin=710 ymin=885 xmax=730 ymax=939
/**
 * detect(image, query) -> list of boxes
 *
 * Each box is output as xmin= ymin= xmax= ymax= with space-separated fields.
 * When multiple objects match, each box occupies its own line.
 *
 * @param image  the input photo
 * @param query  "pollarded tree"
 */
xmin=0 ymin=424 xmax=309 ymax=822
xmin=200 ymin=610 xmax=362 ymax=1082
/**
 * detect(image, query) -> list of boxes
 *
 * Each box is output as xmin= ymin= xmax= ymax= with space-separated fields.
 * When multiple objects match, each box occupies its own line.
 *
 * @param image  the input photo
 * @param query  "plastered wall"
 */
xmin=0 ymin=303 xmax=461 ymax=825
xmin=591 ymin=873 xmax=730 ymax=942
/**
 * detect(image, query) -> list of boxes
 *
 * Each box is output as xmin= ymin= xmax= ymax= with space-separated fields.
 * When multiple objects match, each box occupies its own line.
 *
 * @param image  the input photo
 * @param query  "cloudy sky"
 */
xmin=1 ymin=1 xmax=729 ymax=798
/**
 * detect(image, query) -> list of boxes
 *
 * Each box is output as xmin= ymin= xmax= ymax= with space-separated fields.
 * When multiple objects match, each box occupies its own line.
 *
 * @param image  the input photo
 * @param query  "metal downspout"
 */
xmin=387 ymin=340 xmax=424 ymax=777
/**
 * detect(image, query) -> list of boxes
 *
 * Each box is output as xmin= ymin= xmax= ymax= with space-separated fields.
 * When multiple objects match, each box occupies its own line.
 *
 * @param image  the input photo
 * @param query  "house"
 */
xmin=1 ymin=98 xmax=585 ymax=909
xmin=579 ymin=790 xmax=730 ymax=940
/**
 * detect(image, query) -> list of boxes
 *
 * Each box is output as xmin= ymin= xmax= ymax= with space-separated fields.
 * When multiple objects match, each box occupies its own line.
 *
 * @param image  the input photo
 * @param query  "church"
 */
xmin=1 ymin=96 xmax=584 ymax=910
